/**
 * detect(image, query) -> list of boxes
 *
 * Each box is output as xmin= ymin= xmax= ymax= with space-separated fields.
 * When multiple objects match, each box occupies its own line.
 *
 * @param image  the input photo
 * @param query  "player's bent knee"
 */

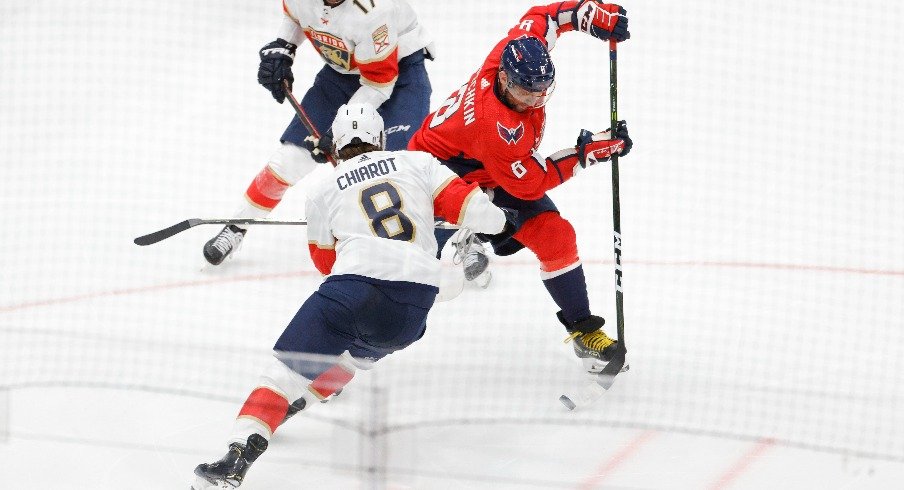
xmin=515 ymin=212 xmax=579 ymax=271
xmin=270 ymin=351 xmax=358 ymax=403
xmin=343 ymin=351 xmax=377 ymax=371
xmin=307 ymin=361 xmax=355 ymax=401
xmin=260 ymin=356 xmax=315 ymax=402
xmin=267 ymin=142 xmax=318 ymax=185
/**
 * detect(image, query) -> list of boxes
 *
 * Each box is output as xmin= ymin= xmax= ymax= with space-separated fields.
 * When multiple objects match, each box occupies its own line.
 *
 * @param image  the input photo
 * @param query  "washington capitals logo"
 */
xmin=497 ymin=121 xmax=525 ymax=145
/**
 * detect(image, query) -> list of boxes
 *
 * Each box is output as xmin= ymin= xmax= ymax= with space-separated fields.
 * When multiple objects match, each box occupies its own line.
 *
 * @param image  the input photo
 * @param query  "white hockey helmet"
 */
xmin=331 ymin=102 xmax=385 ymax=155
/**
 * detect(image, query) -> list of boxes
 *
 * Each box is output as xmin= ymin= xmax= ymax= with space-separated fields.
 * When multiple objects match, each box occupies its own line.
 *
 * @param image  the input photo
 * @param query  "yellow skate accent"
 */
xmin=563 ymin=331 xmax=581 ymax=343
xmin=578 ymin=330 xmax=616 ymax=351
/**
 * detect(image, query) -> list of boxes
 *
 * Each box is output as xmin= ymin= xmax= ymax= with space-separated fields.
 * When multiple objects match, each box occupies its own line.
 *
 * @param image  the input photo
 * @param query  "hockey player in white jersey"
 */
xmin=191 ymin=103 xmax=512 ymax=489
xmin=202 ymin=0 xmax=489 ymax=271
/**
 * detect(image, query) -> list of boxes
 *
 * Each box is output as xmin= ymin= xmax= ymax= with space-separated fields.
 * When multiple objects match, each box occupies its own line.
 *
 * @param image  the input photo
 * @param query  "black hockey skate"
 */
xmin=558 ymin=312 xmax=627 ymax=374
xmin=203 ymin=225 xmax=246 ymax=265
xmin=192 ymin=434 xmax=268 ymax=489
xmin=452 ymin=229 xmax=491 ymax=287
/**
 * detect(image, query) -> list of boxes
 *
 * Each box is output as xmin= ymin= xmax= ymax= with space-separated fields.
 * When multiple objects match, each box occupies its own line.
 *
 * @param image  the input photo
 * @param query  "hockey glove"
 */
xmin=478 ymin=207 xmax=519 ymax=242
xmin=572 ymin=1 xmax=630 ymax=42
xmin=302 ymin=130 xmax=333 ymax=164
xmin=499 ymin=207 xmax=519 ymax=236
xmin=258 ymin=38 xmax=297 ymax=104
xmin=576 ymin=120 xmax=632 ymax=168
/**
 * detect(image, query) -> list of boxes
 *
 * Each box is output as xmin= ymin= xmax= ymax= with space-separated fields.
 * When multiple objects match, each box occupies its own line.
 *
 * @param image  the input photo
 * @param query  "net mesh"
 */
xmin=2 ymin=0 xmax=903 ymax=486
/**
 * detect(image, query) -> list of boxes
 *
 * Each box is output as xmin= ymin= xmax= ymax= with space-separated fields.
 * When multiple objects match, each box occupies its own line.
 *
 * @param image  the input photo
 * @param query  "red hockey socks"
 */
xmin=245 ymin=166 xmax=291 ymax=211
xmin=237 ymin=387 xmax=290 ymax=435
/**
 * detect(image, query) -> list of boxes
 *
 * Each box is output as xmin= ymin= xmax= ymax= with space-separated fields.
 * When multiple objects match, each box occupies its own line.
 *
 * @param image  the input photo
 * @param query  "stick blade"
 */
xmin=559 ymin=347 xmax=628 ymax=409
xmin=133 ymin=219 xmax=202 ymax=246
xmin=595 ymin=347 xmax=627 ymax=390
xmin=559 ymin=382 xmax=608 ymax=410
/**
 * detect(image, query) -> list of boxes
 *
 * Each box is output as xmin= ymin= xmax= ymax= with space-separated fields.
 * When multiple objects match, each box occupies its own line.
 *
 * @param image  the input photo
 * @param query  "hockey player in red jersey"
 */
xmin=408 ymin=0 xmax=633 ymax=373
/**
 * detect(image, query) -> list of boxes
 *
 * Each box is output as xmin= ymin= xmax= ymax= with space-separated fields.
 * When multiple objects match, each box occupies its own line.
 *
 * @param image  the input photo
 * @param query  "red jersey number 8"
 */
xmin=429 ymin=82 xmax=468 ymax=129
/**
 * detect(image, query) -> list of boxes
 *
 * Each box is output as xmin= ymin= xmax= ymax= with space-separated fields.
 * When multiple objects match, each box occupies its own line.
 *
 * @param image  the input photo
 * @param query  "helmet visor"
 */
xmin=506 ymin=79 xmax=556 ymax=110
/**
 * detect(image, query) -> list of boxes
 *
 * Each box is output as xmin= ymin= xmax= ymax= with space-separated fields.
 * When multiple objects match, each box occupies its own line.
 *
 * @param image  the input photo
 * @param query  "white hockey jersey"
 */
xmin=279 ymin=0 xmax=432 ymax=89
xmin=305 ymin=150 xmax=507 ymax=287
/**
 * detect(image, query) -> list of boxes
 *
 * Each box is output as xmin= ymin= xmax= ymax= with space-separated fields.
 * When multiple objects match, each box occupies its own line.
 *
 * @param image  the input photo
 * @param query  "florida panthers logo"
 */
xmin=305 ymin=29 xmax=352 ymax=70
xmin=497 ymin=121 xmax=525 ymax=145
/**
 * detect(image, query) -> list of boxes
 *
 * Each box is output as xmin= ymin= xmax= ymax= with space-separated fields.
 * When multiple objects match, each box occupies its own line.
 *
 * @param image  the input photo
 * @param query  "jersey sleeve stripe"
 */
xmin=307 ymin=240 xmax=336 ymax=250
xmin=528 ymin=155 xmax=548 ymax=173
xmin=356 ymin=47 xmax=400 ymax=86
xmin=455 ymin=187 xmax=479 ymax=225
xmin=546 ymin=157 xmax=565 ymax=183
xmin=308 ymin=244 xmax=337 ymax=276
xmin=282 ymin=0 xmax=299 ymax=23
xmin=433 ymin=177 xmax=480 ymax=225
xmin=432 ymin=175 xmax=457 ymax=199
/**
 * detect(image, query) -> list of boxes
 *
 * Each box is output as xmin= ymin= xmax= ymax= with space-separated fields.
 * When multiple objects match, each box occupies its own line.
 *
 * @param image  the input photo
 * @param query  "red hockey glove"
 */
xmin=576 ymin=120 xmax=632 ymax=168
xmin=572 ymin=1 xmax=630 ymax=42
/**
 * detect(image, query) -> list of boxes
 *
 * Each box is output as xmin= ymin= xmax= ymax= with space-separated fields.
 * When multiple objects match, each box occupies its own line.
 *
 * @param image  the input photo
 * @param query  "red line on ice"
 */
xmin=709 ymin=438 xmax=775 ymax=490
xmin=577 ymin=429 xmax=657 ymax=489
xmin=2 ymin=258 xmax=901 ymax=313
xmin=0 ymin=270 xmax=318 ymax=313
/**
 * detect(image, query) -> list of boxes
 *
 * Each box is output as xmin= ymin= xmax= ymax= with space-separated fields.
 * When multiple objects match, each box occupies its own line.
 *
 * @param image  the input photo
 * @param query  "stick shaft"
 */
xmin=133 ymin=218 xmax=307 ymax=246
xmin=134 ymin=218 xmax=461 ymax=247
xmin=559 ymin=38 xmax=628 ymax=409
xmin=610 ymin=38 xmax=625 ymax=350
xmin=136 ymin=84 xmax=331 ymax=247
xmin=592 ymin=37 xmax=627 ymax=388
xmin=282 ymin=80 xmax=336 ymax=165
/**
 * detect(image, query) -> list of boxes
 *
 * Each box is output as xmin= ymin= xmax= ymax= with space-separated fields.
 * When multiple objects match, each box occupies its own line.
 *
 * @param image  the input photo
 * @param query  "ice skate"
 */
xmin=574 ymin=329 xmax=629 ymax=374
xmin=451 ymin=228 xmax=491 ymax=288
xmin=192 ymin=434 xmax=268 ymax=489
xmin=558 ymin=312 xmax=627 ymax=374
xmin=203 ymin=225 xmax=246 ymax=265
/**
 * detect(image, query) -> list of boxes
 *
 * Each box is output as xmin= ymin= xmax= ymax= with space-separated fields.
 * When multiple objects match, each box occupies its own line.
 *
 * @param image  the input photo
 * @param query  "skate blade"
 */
xmin=469 ymin=270 xmax=492 ymax=289
xmin=190 ymin=475 xmax=233 ymax=489
xmin=583 ymin=357 xmax=630 ymax=375
xmin=199 ymin=253 xmax=236 ymax=272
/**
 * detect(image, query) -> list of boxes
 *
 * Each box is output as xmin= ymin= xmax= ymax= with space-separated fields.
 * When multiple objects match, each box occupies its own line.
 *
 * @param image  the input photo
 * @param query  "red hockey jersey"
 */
xmin=408 ymin=2 xmax=587 ymax=201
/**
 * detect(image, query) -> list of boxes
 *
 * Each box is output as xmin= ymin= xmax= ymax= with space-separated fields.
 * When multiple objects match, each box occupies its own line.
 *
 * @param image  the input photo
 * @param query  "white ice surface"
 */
xmin=2 ymin=1 xmax=903 ymax=488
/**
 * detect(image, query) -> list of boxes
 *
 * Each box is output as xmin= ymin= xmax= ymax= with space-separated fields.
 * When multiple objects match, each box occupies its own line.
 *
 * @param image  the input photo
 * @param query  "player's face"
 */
xmin=499 ymin=71 xmax=555 ymax=112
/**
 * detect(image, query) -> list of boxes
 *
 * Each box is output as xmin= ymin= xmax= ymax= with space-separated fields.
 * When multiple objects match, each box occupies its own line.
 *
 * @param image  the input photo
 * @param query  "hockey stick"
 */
xmin=560 ymin=37 xmax=627 ymax=410
xmin=282 ymin=80 xmax=336 ymax=165
xmin=133 ymin=218 xmax=308 ymax=246
xmin=134 ymin=84 xmax=335 ymax=247
xmin=134 ymin=218 xmax=463 ymax=246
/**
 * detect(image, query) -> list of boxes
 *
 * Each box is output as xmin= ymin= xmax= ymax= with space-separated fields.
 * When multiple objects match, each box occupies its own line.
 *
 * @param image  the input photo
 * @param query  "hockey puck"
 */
xmin=559 ymin=395 xmax=577 ymax=410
